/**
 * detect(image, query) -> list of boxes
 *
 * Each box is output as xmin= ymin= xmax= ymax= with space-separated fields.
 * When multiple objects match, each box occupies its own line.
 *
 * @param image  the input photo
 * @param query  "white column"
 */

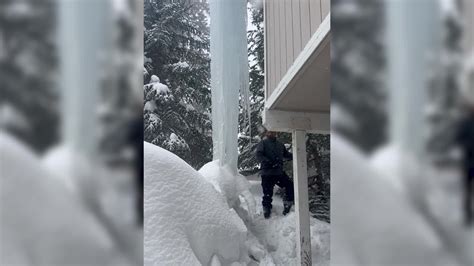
xmin=292 ymin=130 xmax=311 ymax=265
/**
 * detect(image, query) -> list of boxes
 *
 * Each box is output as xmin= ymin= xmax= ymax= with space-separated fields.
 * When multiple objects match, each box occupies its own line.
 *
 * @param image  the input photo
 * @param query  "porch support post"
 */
xmin=292 ymin=130 xmax=311 ymax=265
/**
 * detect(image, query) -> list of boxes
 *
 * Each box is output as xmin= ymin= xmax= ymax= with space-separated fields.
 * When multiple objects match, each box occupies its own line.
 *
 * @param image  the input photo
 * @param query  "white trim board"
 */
xmin=263 ymin=109 xmax=330 ymax=134
xmin=265 ymin=13 xmax=331 ymax=110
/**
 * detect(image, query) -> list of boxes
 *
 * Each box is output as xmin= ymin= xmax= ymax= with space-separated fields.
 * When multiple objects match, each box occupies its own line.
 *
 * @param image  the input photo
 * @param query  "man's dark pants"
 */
xmin=464 ymin=166 xmax=474 ymax=224
xmin=261 ymin=173 xmax=294 ymax=211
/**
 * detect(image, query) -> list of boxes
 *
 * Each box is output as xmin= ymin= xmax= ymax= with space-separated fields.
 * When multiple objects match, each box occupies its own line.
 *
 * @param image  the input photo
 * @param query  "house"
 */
xmin=262 ymin=0 xmax=331 ymax=264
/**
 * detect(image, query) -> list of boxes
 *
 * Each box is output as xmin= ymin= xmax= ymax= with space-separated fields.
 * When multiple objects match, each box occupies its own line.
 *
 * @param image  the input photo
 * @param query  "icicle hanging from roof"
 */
xmin=210 ymin=0 xmax=249 ymax=173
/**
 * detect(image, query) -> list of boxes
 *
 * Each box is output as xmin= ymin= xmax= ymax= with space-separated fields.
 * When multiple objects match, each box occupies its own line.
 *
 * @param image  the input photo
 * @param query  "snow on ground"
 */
xmin=199 ymin=160 xmax=255 ymax=216
xmin=144 ymin=142 xmax=248 ymax=265
xmin=331 ymin=133 xmax=468 ymax=266
xmin=0 ymin=132 xmax=131 ymax=265
xmin=245 ymin=181 xmax=330 ymax=266
xmin=145 ymin=142 xmax=330 ymax=265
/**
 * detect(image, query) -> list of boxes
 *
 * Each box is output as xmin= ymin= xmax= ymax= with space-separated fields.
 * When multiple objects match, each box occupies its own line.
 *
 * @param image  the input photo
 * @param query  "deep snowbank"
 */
xmin=144 ymin=142 xmax=248 ymax=265
xmin=0 ymin=132 xmax=129 ymax=265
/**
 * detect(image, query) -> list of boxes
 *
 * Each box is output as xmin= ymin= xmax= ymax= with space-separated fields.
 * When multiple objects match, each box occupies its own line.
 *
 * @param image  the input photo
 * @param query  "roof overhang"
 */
xmin=264 ymin=14 xmax=330 ymax=133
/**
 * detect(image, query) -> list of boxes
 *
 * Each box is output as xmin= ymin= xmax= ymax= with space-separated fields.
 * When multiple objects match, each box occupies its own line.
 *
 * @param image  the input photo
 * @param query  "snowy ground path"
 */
xmin=243 ymin=180 xmax=330 ymax=266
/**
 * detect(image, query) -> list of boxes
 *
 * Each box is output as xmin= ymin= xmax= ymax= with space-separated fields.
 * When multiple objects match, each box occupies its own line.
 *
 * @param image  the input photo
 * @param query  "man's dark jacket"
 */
xmin=256 ymin=137 xmax=292 ymax=176
xmin=457 ymin=114 xmax=474 ymax=169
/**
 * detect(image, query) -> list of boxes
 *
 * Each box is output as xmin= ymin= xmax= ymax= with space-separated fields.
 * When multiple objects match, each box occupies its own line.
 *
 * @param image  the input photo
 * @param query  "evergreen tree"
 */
xmin=144 ymin=0 xmax=212 ymax=169
xmin=426 ymin=0 xmax=464 ymax=163
xmin=0 ymin=0 xmax=59 ymax=152
xmin=331 ymin=0 xmax=387 ymax=153
xmin=238 ymin=5 xmax=265 ymax=174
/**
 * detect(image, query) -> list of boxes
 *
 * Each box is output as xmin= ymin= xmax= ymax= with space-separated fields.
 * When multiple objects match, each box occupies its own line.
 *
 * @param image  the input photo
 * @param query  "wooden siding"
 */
xmin=265 ymin=0 xmax=330 ymax=98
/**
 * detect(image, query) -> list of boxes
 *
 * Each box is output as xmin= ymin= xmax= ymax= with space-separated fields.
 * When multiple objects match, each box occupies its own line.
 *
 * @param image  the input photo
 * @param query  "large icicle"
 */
xmin=210 ymin=0 xmax=249 ymax=173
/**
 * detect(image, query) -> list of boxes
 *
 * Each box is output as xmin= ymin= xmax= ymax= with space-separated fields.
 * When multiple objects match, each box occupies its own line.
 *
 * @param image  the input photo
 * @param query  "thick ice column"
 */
xmin=385 ymin=0 xmax=441 ymax=156
xmin=210 ymin=0 xmax=249 ymax=173
xmin=58 ymin=0 xmax=111 ymax=157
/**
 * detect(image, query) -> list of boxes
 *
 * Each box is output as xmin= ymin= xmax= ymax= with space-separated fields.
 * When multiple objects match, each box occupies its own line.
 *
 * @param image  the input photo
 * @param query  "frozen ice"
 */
xmin=210 ymin=0 xmax=249 ymax=173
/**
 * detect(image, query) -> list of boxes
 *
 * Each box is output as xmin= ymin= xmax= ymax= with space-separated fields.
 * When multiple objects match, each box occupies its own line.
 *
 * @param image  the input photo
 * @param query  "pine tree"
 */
xmin=144 ymin=0 xmax=212 ymax=169
xmin=0 ymin=0 xmax=59 ymax=152
xmin=426 ymin=0 xmax=464 ymax=163
xmin=331 ymin=0 xmax=387 ymax=153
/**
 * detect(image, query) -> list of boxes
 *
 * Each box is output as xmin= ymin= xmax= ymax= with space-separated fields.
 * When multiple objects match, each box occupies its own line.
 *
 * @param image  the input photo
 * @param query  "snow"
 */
xmin=461 ymin=50 xmax=474 ymax=104
xmin=210 ymin=0 xmax=249 ymax=172
xmin=145 ymin=142 xmax=330 ymax=265
xmin=331 ymin=134 xmax=459 ymax=266
xmin=0 ymin=132 xmax=130 ymax=265
xmin=144 ymin=101 xmax=157 ymax=112
xmin=199 ymin=160 xmax=255 ymax=214
xmin=246 ymin=181 xmax=330 ymax=266
xmin=370 ymin=144 xmax=408 ymax=192
xmin=144 ymin=142 xmax=248 ymax=265
xmin=4 ymin=1 xmax=32 ymax=18
xmin=149 ymin=77 xmax=170 ymax=95
xmin=164 ymin=133 xmax=189 ymax=151
xmin=169 ymin=61 xmax=190 ymax=70
xmin=0 ymin=103 xmax=29 ymax=131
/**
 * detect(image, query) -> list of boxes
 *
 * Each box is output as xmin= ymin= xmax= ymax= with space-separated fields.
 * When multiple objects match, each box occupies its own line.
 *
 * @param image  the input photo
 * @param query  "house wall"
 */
xmin=264 ymin=0 xmax=330 ymax=99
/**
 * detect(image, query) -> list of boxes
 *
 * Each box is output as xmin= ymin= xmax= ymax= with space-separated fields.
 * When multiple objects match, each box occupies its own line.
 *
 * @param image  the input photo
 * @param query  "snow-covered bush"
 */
xmin=144 ymin=142 xmax=249 ymax=265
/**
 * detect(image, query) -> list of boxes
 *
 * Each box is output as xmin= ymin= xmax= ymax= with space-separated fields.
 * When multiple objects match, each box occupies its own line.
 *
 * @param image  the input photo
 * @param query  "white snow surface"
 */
xmin=145 ymin=142 xmax=330 ymax=265
xmin=331 ymin=134 xmax=458 ymax=266
xmin=0 ymin=103 xmax=29 ymax=131
xmin=144 ymin=142 xmax=248 ymax=265
xmin=0 ymin=132 xmax=130 ymax=265
xmin=147 ymin=75 xmax=170 ymax=95
xmin=144 ymin=100 xmax=157 ymax=112
xmin=246 ymin=181 xmax=330 ymax=266
xmin=199 ymin=160 xmax=255 ymax=216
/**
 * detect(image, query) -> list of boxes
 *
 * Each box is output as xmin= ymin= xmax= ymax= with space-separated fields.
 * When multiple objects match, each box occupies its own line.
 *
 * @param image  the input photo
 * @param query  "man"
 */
xmin=256 ymin=130 xmax=294 ymax=219
xmin=456 ymin=104 xmax=474 ymax=226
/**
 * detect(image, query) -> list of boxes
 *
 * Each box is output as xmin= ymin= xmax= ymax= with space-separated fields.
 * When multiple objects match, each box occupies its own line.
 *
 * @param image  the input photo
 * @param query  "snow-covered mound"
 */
xmin=144 ymin=142 xmax=248 ymax=265
xmin=0 ymin=132 xmax=128 ymax=265
xmin=43 ymin=145 xmax=101 ymax=197
xmin=199 ymin=160 xmax=256 ymax=219
xmin=331 ymin=134 xmax=457 ymax=266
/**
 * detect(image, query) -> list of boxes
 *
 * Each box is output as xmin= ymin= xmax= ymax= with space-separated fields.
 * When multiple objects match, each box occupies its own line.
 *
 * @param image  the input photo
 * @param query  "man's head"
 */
xmin=265 ymin=130 xmax=277 ymax=140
